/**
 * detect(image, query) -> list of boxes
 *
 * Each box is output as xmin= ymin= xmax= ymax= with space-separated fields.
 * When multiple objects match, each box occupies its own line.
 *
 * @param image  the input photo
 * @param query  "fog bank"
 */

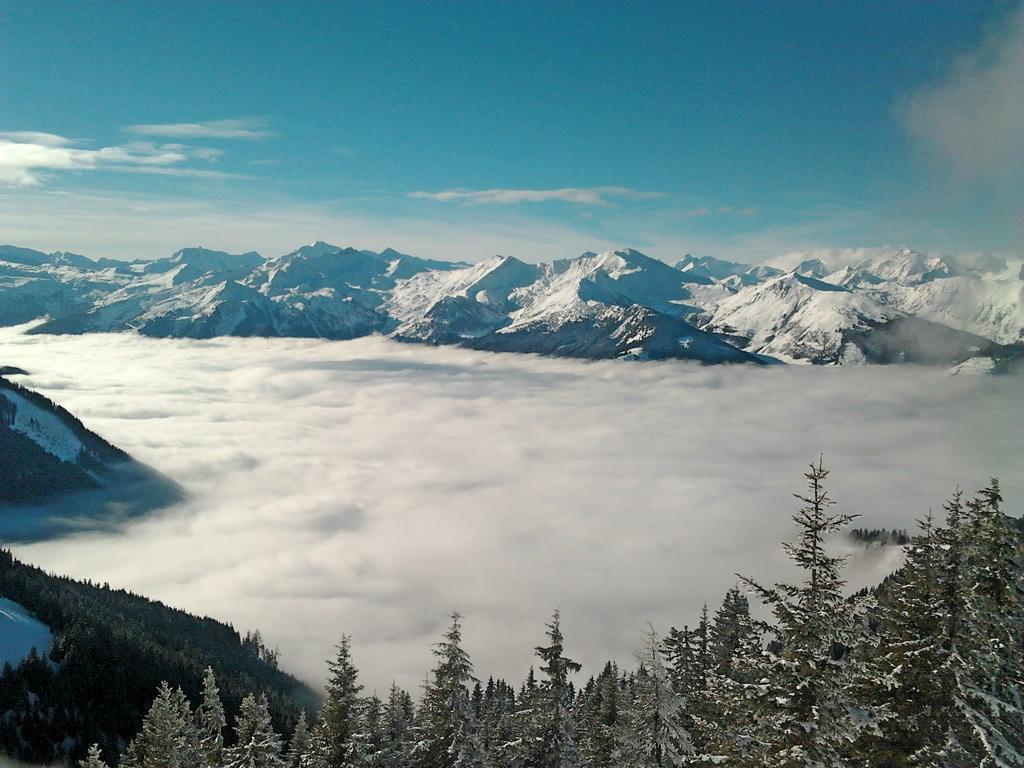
xmin=2 ymin=328 xmax=1020 ymax=693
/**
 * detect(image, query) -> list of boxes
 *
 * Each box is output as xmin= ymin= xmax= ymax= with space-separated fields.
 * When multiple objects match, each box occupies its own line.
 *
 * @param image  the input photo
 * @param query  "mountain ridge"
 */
xmin=3 ymin=242 xmax=1021 ymax=368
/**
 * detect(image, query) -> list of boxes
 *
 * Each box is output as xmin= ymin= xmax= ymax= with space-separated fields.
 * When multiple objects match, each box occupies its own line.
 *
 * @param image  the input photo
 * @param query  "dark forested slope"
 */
xmin=0 ymin=550 xmax=316 ymax=763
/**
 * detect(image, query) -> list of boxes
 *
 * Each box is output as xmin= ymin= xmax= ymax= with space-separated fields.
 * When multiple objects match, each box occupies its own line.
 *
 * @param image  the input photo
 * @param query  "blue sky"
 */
xmin=0 ymin=1 xmax=1021 ymax=264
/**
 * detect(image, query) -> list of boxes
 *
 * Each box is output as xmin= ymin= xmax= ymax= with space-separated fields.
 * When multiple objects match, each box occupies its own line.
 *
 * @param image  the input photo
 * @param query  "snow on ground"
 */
xmin=1 ymin=328 xmax=1020 ymax=693
xmin=0 ymin=597 xmax=53 ymax=667
xmin=0 ymin=388 xmax=84 ymax=462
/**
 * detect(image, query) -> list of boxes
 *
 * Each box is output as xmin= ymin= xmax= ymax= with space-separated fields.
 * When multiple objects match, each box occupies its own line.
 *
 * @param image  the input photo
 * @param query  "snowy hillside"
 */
xmin=2 ymin=242 xmax=1020 ymax=367
xmin=0 ymin=597 xmax=52 ymax=668
xmin=0 ymin=375 xmax=181 ymax=536
xmin=702 ymin=273 xmax=895 ymax=363
xmin=0 ymin=375 xmax=133 ymax=502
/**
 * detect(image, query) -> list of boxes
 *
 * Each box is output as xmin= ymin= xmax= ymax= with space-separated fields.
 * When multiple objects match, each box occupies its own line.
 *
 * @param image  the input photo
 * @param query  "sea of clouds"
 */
xmin=2 ymin=327 xmax=1021 ymax=694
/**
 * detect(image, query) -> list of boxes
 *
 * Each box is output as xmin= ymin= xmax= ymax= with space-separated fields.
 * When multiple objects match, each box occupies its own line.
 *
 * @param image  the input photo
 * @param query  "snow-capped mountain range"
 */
xmin=1 ymin=242 xmax=1021 ymax=368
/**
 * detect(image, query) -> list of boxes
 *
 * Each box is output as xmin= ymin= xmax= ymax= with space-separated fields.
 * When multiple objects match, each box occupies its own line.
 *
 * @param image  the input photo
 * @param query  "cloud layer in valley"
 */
xmin=3 ymin=329 xmax=1021 ymax=693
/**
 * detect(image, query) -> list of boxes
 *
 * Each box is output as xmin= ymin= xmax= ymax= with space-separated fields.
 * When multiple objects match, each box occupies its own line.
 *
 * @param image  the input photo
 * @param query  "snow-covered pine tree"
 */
xmin=661 ymin=627 xmax=701 ymax=700
xmin=379 ymin=683 xmax=414 ymax=767
xmin=224 ymin=694 xmax=285 ymax=768
xmin=410 ymin=611 xmax=485 ymax=768
xmin=487 ymin=679 xmax=527 ymax=768
xmin=953 ymin=481 xmax=1024 ymax=764
xmin=352 ymin=694 xmax=387 ymax=768
xmin=124 ymin=682 xmax=193 ymax=768
xmin=308 ymin=636 xmax=364 ymax=768
xmin=196 ymin=667 xmax=227 ymax=768
xmin=524 ymin=610 xmax=586 ymax=768
xmin=709 ymin=587 xmax=754 ymax=677
xmin=659 ymin=618 xmax=711 ymax=751
xmin=471 ymin=681 xmax=483 ymax=718
xmin=695 ymin=596 xmax=774 ymax=766
xmin=576 ymin=662 xmax=626 ymax=768
xmin=735 ymin=458 xmax=880 ymax=767
xmin=169 ymin=687 xmax=202 ymax=768
xmin=617 ymin=627 xmax=693 ymax=767
xmin=853 ymin=509 xmax=968 ymax=766
xmin=286 ymin=712 xmax=310 ymax=768
xmin=79 ymin=744 xmax=109 ymax=768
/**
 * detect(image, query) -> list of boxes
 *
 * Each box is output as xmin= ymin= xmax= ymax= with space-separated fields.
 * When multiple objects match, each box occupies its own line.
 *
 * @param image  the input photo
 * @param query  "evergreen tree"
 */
xmin=709 ymin=587 xmax=754 ymax=677
xmin=660 ymin=627 xmax=702 ymax=702
xmin=196 ymin=667 xmax=226 ymax=768
xmin=577 ymin=662 xmax=625 ymax=768
xmin=170 ymin=686 xmax=202 ymax=768
xmin=696 ymin=598 xmax=774 ymax=765
xmin=411 ymin=611 xmax=485 ymax=768
xmin=735 ymin=458 xmax=879 ymax=767
xmin=952 ymin=481 xmax=1024 ymax=763
xmin=854 ymin=509 xmax=966 ymax=766
xmin=128 ymin=682 xmax=191 ymax=768
xmin=486 ymin=679 xmax=524 ymax=768
xmin=618 ymin=628 xmax=693 ymax=767
xmin=525 ymin=610 xmax=585 ymax=768
xmin=380 ymin=683 xmax=414 ymax=767
xmin=354 ymin=695 xmax=386 ymax=768
xmin=224 ymin=694 xmax=285 ymax=768
xmin=286 ymin=712 xmax=310 ymax=768
xmin=308 ymin=636 xmax=364 ymax=768
xmin=660 ymin=619 xmax=710 ymax=748
xmin=80 ymin=744 xmax=110 ymax=768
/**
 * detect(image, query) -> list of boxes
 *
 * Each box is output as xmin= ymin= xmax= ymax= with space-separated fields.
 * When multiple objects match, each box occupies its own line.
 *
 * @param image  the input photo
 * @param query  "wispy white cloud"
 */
xmin=410 ymin=186 xmax=665 ymax=206
xmin=899 ymin=5 xmax=1024 ymax=179
xmin=157 ymin=144 xmax=225 ymax=161
xmin=5 ymin=331 xmax=1019 ymax=691
xmin=122 ymin=118 xmax=274 ymax=140
xmin=0 ymin=131 xmax=77 ymax=147
xmin=686 ymin=205 xmax=758 ymax=217
xmin=0 ymin=133 xmax=243 ymax=186
xmin=113 ymin=166 xmax=251 ymax=180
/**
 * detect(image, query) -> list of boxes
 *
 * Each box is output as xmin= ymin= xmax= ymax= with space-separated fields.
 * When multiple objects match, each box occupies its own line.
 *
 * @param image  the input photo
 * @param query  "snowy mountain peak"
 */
xmin=170 ymin=246 xmax=261 ymax=262
xmin=856 ymin=249 xmax=956 ymax=286
xmin=674 ymin=254 xmax=751 ymax=281
xmin=570 ymin=248 xmax=711 ymax=286
xmin=795 ymin=258 xmax=830 ymax=279
xmin=282 ymin=241 xmax=345 ymax=259
xmin=144 ymin=248 xmax=265 ymax=278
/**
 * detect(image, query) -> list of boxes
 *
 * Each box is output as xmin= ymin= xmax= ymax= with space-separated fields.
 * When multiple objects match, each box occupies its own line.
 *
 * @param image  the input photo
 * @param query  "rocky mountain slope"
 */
xmin=2 ymin=242 xmax=1020 ymax=368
